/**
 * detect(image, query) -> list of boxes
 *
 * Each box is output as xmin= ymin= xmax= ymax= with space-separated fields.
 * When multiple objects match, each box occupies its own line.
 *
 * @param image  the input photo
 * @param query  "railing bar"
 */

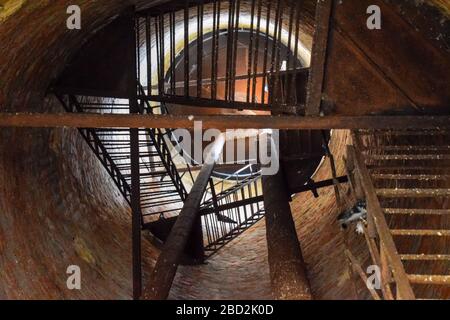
xmin=146 ymin=17 xmax=152 ymax=96
xmin=231 ymin=0 xmax=241 ymax=102
xmin=213 ymin=207 xmax=221 ymax=245
xmin=136 ymin=17 xmax=141 ymax=84
xmin=261 ymin=1 xmax=272 ymax=105
xmin=268 ymin=0 xmax=281 ymax=105
xmin=159 ymin=14 xmax=165 ymax=95
xmin=140 ymin=193 xmax=182 ymax=201
xmin=285 ymin=1 xmax=295 ymax=105
xmin=246 ymin=0 xmax=256 ymax=104
xmin=234 ymin=193 xmax=241 ymax=225
xmin=170 ymin=11 xmax=176 ymax=95
xmin=154 ymin=17 xmax=161 ymax=96
xmin=197 ymin=1 xmax=204 ymax=98
xmin=184 ymin=1 xmax=190 ymax=97
xmin=251 ymin=0 xmax=263 ymax=105
xmin=273 ymin=0 xmax=284 ymax=106
xmin=203 ymin=215 xmax=210 ymax=248
xmin=225 ymin=0 xmax=235 ymax=102
xmin=291 ymin=0 xmax=301 ymax=105
xmin=200 ymin=216 xmax=207 ymax=247
xmin=211 ymin=0 xmax=218 ymax=100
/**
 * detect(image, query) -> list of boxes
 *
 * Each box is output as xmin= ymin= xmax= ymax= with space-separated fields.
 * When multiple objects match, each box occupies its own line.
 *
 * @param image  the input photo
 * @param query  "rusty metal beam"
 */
xmin=130 ymin=123 xmax=142 ymax=300
xmin=1 ymin=113 xmax=450 ymax=130
xmin=143 ymin=134 xmax=226 ymax=300
xmin=130 ymin=11 xmax=142 ymax=300
xmin=306 ymin=0 xmax=333 ymax=116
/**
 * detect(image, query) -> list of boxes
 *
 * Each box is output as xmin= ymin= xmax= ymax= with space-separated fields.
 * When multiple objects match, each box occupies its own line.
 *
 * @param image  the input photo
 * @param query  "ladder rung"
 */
xmin=401 ymin=254 xmax=450 ymax=261
xmin=408 ymin=275 xmax=450 ymax=285
xmin=367 ymin=155 xmax=450 ymax=161
xmin=377 ymin=188 xmax=450 ymax=197
xmin=369 ymin=166 xmax=450 ymax=171
xmin=373 ymin=174 xmax=450 ymax=181
xmin=391 ymin=229 xmax=450 ymax=236
xmin=357 ymin=130 xmax=450 ymax=136
xmin=364 ymin=146 xmax=450 ymax=152
xmin=384 ymin=208 xmax=450 ymax=215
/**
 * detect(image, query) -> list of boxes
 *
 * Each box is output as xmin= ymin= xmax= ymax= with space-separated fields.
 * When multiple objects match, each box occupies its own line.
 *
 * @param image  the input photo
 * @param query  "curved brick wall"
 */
xmin=0 ymin=0 xmax=447 ymax=300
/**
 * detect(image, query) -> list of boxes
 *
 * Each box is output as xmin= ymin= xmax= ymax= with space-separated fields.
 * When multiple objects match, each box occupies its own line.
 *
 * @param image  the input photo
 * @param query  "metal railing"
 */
xmin=199 ymin=165 xmax=264 ymax=257
xmin=55 ymin=93 xmax=189 ymax=220
xmin=136 ymin=0 xmax=307 ymax=113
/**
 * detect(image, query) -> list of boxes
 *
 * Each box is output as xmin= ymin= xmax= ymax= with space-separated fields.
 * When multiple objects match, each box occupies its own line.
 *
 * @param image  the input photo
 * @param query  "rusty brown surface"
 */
xmin=322 ymin=0 xmax=450 ymax=115
xmin=2 ymin=113 xmax=450 ymax=129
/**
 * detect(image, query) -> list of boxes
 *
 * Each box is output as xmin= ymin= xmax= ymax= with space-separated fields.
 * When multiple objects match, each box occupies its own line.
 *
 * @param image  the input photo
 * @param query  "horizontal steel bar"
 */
xmin=1 ymin=113 xmax=450 ymax=130
xmin=290 ymin=175 xmax=349 ymax=194
xmin=201 ymin=195 xmax=265 ymax=215
xmin=140 ymin=95 xmax=273 ymax=111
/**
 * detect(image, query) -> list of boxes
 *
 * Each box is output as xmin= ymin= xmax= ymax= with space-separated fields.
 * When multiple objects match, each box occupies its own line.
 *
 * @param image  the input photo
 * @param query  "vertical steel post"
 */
xmin=184 ymin=1 xmax=190 ymax=96
xmin=131 ymin=10 xmax=142 ymax=301
xmin=261 ymin=1 xmax=272 ymax=105
xmin=246 ymin=0 xmax=256 ymax=103
xmin=251 ymin=0 xmax=263 ymax=105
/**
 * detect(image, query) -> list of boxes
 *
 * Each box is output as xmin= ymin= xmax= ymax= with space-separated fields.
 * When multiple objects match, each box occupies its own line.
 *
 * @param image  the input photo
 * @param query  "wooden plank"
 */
xmin=143 ymin=134 xmax=226 ymax=300
xmin=1 ymin=113 xmax=450 ymax=130
xmin=348 ymin=142 xmax=415 ymax=299
xmin=305 ymin=0 xmax=333 ymax=116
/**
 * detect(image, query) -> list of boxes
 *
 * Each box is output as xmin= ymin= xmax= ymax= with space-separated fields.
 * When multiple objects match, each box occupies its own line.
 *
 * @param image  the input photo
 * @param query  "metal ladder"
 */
xmin=348 ymin=129 xmax=450 ymax=299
